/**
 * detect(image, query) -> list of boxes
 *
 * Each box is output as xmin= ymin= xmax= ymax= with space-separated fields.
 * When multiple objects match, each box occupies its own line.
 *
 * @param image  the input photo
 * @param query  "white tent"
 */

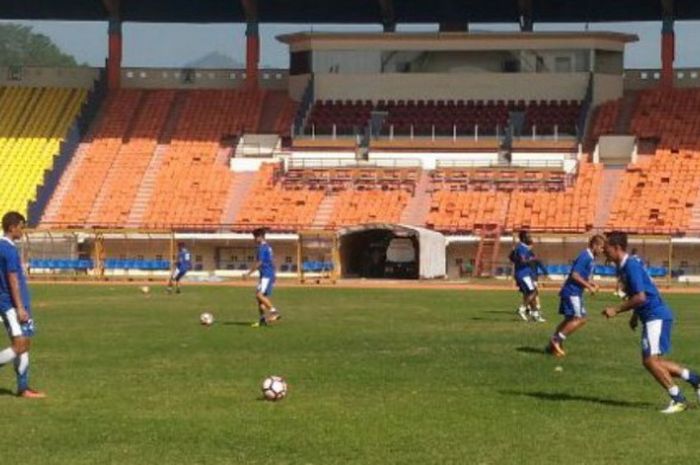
xmin=337 ymin=223 xmax=446 ymax=279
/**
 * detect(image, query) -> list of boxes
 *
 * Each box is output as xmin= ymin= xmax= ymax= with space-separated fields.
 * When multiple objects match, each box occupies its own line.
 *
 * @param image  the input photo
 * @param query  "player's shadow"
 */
xmin=500 ymin=390 xmax=653 ymax=409
xmin=0 ymin=388 xmax=15 ymax=397
xmin=221 ymin=321 xmax=257 ymax=327
xmin=516 ymin=346 xmax=546 ymax=355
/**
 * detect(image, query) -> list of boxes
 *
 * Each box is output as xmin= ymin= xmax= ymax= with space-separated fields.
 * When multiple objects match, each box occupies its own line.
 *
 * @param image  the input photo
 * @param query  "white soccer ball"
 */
xmin=199 ymin=312 xmax=214 ymax=326
xmin=262 ymin=376 xmax=288 ymax=401
xmin=140 ymin=286 xmax=150 ymax=294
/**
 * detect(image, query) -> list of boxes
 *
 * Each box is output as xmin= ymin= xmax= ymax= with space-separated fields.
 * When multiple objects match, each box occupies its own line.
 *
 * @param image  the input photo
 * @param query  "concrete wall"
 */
xmin=288 ymin=74 xmax=311 ymax=101
xmin=592 ymin=73 xmax=623 ymax=106
xmin=314 ymin=72 xmax=589 ymax=102
xmin=0 ymin=66 xmax=99 ymax=88
xmin=598 ymin=135 xmax=635 ymax=164
xmin=624 ymin=68 xmax=700 ymax=90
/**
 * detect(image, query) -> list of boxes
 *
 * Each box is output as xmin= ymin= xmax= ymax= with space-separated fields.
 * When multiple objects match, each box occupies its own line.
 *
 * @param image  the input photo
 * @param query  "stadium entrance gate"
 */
xmin=337 ymin=224 xmax=446 ymax=280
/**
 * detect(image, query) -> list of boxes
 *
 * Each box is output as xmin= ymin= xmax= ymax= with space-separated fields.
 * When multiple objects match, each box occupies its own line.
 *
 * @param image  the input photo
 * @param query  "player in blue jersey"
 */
xmin=547 ymin=234 xmax=605 ymax=357
xmin=247 ymin=228 xmax=281 ymax=327
xmin=167 ymin=242 xmax=192 ymax=294
xmin=0 ymin=212 xmax=45 ymax=398
xmin=602 ymin=232 xmax=700 ymax=414
xmin=510 ymin=230 xmax=545 ymax=322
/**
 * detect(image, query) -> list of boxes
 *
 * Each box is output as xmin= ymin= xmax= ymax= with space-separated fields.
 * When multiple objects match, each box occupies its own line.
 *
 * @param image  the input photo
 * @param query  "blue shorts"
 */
xmin=558 ymin=295 xmax=587 ymax=319
xmin=515 ymin=275 xmax=536 ymax=296
xmin=641 ymin=319 xmax=672 ymax=357
xmin=257 ymin=277 xmax=275 ymax=297
xmin=171 ymin=268 xmax=187 ymax=282
xmin=1 ymin=308 xmax=35 ymax=338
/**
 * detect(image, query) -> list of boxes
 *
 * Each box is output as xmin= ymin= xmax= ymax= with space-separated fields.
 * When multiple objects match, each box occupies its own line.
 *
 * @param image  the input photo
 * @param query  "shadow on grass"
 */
xmin=0 ymin=388 xmax=15 ymax=397
xmin=500 ymin=390 xmax=654 ymax=409
xmin=221 ymin=321 xmax=257 ymax=327
xmin=516 ymin=346 xmax=546 ymax=355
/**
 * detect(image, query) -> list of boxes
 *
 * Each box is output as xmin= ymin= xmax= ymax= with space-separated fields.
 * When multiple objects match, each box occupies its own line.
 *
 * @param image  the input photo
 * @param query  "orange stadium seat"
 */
xmin=425 ymin=163 xmax=601 ymax=233
xmin=51 ymin=89 xmax=265 ymax=229
xmin=600 ymin=88 xmax=700 ymax=234
xmin=236 ymin=163 xmax=324 ymax=229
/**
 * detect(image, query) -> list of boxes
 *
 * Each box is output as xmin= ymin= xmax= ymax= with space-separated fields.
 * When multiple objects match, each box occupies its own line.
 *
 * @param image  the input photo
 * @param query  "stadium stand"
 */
xmin=47 ymin=89 xmax=266 ymax=228
xmin=426 ymin=163 xmax=601 ymax=233
xmin=235 ymin=163 xmax=325 ymax=230
xmin=604 ymin=88 xmax=700 ymax=233
xmin=630 ymin=88 xmax=700 ymax=150
xmin=236 ymin=163 xmax=420 ymax=230
xmin=143 ymin=89 xmax=264 ymax=228
xmin=427 ymin=190 xmax=511 ymax=233
xmin=587 ymin=99 xmax=620 ymax=142
xmin=506 ymin=163 xmax=602 ymax=232
xmin=304 ymin=99 xmax=581 ymax=136
xmin=51 ymin=90 xmax=144 ymax=226
xmin=606 ymin=149 xmax=700 ymax=234
xmin=328 ymin=190 xmax=411 ymax=226
xmin=0 ymin=86 xmax=87 ymax=216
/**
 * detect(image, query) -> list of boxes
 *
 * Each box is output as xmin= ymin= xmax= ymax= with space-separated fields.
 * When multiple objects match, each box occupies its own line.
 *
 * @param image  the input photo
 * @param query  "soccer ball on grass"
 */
xmin=199 ymin=312 xmax=215 ymax=326
xmin=262 ymin=376 xmax=288 ymax=401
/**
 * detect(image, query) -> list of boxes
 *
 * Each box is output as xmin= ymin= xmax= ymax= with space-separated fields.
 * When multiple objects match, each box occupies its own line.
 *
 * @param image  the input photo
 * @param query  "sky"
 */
xmin=2 ymin=19 xmax=700 ymax=69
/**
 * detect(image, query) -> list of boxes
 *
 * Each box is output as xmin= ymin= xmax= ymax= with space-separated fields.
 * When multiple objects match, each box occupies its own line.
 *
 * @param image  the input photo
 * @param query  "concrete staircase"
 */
xmin=215 ymin=144 xmax=235 ymax=167
xmin=124 ymin=144 xmax=169 ymax=228
xmin=40 ymin=141 xmax=93 ymax=224
xmin=84 ymin=92 xmax=150 ymax=226
xmin=158 ymin=90 xmax=186 ymax=144
xmin=399 ymin=169 xmax=432 ymax=226
xmin=310 ymin=195 xmax=338 ymax=229
xmin=593 ymin=165 xmax=625 ymax=230
xmin=220 ymin=171 xmax=257 ymax=226
xmin=258 ymin=90 xmax=289 ymax=133
xmin=124 ymin=91 xmax=186 ymax=227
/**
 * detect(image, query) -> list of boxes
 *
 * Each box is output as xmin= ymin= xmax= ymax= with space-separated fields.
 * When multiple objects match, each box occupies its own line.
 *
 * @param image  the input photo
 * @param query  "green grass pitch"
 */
xmin=2 ymin=284 xmax=700 ymax=465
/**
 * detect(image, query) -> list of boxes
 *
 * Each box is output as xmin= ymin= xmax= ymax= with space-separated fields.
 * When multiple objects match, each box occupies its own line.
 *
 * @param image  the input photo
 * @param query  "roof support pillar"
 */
xmin=242 ymin=0 xmax=259 ymax=90
xmin=107 ymin=17 xmax=122 ymax=90
xmin=245 ymin=20 xmax=260 ymax=90
xmin=378 ymin=0 xmax=396 ymax=32
xmin=660 ymin=0 xmax=675 ymax=88
xmin=518 ymin=0 xmax=533 ymax=32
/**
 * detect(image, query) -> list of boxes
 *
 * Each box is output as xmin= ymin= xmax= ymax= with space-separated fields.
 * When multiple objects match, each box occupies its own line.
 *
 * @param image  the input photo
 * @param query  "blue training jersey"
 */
xmin=177 ymin=248 xmax=192 ymax=271
xmin=0 ymin=237 xmax=31 ymax=314
xmin=256 ymin=242 xmax=276 ymax=278
xmin=559 ymin=249 xmax=595 ymax=298
xmin=618 ymin=253 xmax=672 ymax=323
xmin=513 ymin=242 xmax=534 ymax=279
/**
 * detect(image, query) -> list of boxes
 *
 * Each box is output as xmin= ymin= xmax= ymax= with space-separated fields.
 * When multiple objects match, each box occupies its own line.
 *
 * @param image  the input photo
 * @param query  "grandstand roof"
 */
xmin=2 ymin=0 xmax=700 ymax=24
xmin=278 ymin=31 xmax=638 ymax=50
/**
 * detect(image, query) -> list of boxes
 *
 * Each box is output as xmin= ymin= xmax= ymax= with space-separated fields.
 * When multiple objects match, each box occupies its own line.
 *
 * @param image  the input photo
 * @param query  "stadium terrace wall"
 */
xmin=0 ymin=66 xmax=99 ymax=88
xmin=592 ymin=74 xmax=623 ymax=105
xmin=0 ymin=66 xmax=290 ymax=90
xmin=120 ymin=68 xmax=288 ymax=90
xmin=625 ymin=68 xmax=700 ymax=90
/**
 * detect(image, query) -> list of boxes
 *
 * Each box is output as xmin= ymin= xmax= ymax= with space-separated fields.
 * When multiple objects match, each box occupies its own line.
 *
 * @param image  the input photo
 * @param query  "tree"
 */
xmin=0 ymin=24 xmax=79 ymax=67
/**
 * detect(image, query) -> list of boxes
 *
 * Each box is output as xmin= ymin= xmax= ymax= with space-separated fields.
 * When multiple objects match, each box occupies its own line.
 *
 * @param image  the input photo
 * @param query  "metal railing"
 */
xmin=435 ymin=158 xmax=565 ymax=170
xmin=287 ymin=157 xmax=422 ymax=170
